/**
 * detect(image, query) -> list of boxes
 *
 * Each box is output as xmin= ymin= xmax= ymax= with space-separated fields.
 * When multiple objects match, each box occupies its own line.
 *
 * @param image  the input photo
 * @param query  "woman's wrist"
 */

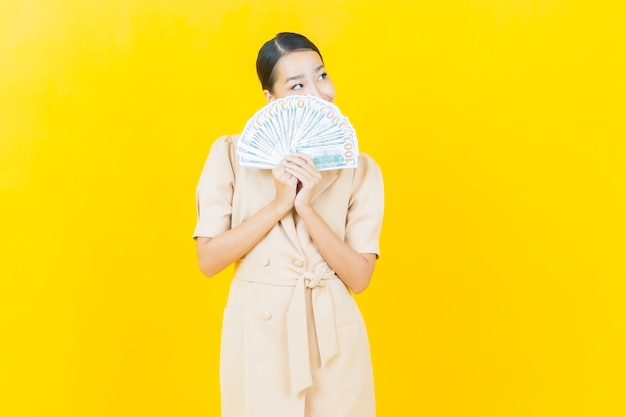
xmin=294 ymin=204 xmax=315 ymax=218
xmin=270 ymin=199 xmax=293 ymax=219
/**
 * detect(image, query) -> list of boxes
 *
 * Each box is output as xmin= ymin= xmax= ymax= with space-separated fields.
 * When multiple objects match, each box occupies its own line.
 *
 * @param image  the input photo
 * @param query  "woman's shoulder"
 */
xmin=350 ymin=152 xmax=383 ymax=185
xmin=212 ymin=134 xmax=241 ymax=146
xmin=357 ymin=152 xmax=381 ymax=171
xmin=201 ymin=134 xmax=242 ymax=169
xmin=207 ymin=134 xmax=241 ymax=155
xmin=358 ymin=152 xmax=377 ymax=163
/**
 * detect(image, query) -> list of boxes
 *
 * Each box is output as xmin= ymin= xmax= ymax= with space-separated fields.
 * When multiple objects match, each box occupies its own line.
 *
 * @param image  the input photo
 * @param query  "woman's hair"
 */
xmin=256 ymin=32 xmax=324 ymax=93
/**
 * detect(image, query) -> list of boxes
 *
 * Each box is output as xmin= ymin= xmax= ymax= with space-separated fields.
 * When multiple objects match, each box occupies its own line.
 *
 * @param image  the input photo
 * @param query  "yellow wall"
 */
xmin=1 ymin=1 xmax=624 ymax=416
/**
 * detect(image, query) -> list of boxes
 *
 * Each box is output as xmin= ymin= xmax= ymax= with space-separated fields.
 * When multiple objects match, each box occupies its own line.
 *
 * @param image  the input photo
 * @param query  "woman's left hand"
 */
xmin=282 ymin=153 xmax=321 ymax=213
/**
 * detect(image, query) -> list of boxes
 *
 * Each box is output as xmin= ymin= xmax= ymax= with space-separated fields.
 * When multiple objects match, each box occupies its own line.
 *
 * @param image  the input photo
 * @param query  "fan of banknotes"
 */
xmin=237 ymin=95 xmax=359 ymax=171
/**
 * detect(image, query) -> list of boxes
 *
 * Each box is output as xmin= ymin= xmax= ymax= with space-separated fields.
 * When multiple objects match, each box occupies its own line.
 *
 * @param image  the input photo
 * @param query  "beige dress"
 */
xmin=194 ymin=135 xmax=384 ymax=417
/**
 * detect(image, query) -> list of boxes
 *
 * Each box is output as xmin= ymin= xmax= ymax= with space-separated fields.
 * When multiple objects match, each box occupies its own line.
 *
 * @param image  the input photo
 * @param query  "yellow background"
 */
xmin=1 ymin=1 xmax=624 ymax=416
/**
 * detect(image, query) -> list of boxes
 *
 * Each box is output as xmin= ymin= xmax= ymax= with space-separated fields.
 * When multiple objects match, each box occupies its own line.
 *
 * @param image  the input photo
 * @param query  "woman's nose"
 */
xmin=308 ymin=85 xmax=332 ymax=102
xmin=308 ymin=85 xmax=322 ymax=98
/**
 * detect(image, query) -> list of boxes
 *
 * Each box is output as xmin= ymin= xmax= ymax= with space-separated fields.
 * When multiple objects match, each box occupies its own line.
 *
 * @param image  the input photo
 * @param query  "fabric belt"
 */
xmin=234 ymin=261 xmax=340 ymax=394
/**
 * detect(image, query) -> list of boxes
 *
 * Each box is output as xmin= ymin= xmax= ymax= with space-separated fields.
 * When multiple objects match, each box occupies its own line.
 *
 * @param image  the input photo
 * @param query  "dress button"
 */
xmin=262 ymin=257 xmax=270 ymax=266
xmin=261 ymin=311 xmax=272 ymax=320
xmin=293 ymin=259 xmax=303 ymax=268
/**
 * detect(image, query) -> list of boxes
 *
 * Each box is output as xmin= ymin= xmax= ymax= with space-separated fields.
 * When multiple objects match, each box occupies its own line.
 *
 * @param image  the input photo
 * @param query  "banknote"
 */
xmin=297 ymin=142 xmax=358 ymax=171
xmin=237 ymin=95 xmax=359 ymax=170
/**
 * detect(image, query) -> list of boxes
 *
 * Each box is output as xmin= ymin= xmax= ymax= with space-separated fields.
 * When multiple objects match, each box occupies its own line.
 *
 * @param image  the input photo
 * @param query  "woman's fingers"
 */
xmin=279 ymin=153 xmax=321 ymax=210
xmin=285 ymin=153 xmax=316 ymax=171
xmin=272 ymin=165 xmax=298 ymax=194
xmin=273 ymin=164 xmax=297 ymax=184
xmin=283 ymin=153 xmax=320 ymax=187
xmin=272 ymin=164 xmax=298 ymax=208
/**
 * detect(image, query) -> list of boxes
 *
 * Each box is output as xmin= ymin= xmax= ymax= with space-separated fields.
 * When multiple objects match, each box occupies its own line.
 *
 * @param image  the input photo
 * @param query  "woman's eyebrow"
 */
xmin=284 ymin=65 xmax=325 ymax=83
xmin=285 ymin=74 xmax=304 ymax=83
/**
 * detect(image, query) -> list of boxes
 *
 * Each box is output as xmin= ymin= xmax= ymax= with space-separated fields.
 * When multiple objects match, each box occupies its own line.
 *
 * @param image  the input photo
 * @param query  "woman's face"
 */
xmin=265 ymin=50 xmax=336 ymax=103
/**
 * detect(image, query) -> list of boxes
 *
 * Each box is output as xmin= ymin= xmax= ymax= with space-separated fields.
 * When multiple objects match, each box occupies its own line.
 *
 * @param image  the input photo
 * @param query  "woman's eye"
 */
xmin=318 ymin=72 xmax=328 ymax=81
xmin=291 ymin=83 xmax=303 ymax=90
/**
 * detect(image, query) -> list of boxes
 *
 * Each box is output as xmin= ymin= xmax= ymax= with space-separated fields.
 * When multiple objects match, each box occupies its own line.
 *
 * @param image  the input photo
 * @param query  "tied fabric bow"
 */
xmin=286 ymin=270 xmax=339 ymax=393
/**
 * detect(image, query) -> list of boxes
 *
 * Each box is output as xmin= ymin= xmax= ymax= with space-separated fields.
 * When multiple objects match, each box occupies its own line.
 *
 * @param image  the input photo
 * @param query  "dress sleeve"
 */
xmin=345 ymin=153 xmax=385 ymax=258
xmin=193 ymin=136 xmax=236 ymax=239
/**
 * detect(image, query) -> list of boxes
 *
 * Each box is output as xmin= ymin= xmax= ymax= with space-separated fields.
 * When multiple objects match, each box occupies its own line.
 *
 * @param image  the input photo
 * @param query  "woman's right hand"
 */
xmin=272 ymin=162 xmax=298 ymax=213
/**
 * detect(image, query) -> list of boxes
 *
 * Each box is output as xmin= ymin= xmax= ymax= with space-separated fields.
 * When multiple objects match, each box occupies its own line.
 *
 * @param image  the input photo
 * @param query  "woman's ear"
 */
xmin=263 ymin=89 xmax=273 ymax=103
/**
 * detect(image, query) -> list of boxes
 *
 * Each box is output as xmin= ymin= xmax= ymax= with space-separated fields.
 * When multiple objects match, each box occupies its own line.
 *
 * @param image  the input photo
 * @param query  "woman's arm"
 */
xmin=282 ymin=153 xmax=377 ymax=293
xmin=296 ymin=207 xmax=376 ymax=293
xmin=196 ymin=164 xmax=298 ymax=277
